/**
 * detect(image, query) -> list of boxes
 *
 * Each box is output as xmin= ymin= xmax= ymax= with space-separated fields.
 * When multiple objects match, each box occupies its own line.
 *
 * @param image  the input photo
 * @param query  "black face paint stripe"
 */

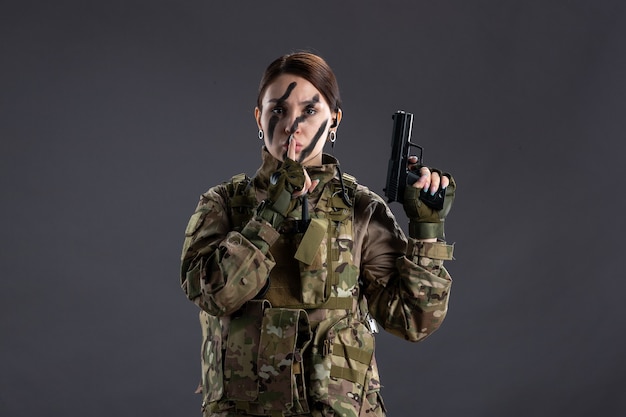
xmin=290 ymin=114 xmax=305 ymax=136
xmin=268 ymin=115 xmax=278 ymax=144
xmin=298 ymin=119 xmax=329 ymax=163
xmin=270 ymin=82 xmax=297 ymax=104
xmin=289 ymin=94 xmax=320 ymax=135
xmin=303 ymin=94 xmax=320 ymax=107
xmin=266 ymin=82 xmax=297 ymax=143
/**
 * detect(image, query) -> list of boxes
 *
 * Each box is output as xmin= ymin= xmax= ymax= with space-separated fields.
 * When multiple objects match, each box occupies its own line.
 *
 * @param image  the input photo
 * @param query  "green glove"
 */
xmin=256 ymin=158 xmax=305 ymax=229
xmin=403 ymin=173 xmax=456 ymax=240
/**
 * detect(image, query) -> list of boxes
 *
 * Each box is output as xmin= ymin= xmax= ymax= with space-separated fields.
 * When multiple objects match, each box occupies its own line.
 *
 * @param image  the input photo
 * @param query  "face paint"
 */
xmin=298 ymin=119 xmax=329 ymax=163
xmin=266 ymin=82 xmax=297 ymax=143
xmin=288 ymin=94 xmax=320 ymax=134
xmin=260 ymin=75 xmax=333 ymax=166
xmin=274 ymin=82 xmax=297 ymax=103
xmin=267 ymin=115 xmax=278 ymax=144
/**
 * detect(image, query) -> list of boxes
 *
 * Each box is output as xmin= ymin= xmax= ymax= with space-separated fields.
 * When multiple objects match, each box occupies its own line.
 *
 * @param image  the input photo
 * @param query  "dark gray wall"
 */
xmin=2 ymin=1 xmax=625 ymax=416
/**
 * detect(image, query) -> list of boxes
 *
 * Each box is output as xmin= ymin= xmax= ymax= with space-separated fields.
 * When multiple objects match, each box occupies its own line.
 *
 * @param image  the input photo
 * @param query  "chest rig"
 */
xmin=199 ymin=171 xmax=378 ymax=417
xmin=227 ymin=171 xmax=360 ymax=312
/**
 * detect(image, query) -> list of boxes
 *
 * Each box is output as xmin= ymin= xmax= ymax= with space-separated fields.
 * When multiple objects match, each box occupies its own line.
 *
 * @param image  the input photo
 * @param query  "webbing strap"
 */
xmin=320 ymin=296 xmax=353 ymax=310
xmin=234 ymin=401 xmax=250 ymax=412
xmin=332 ymin=344 xmax=373 ymax=365
xmin=330 ymin=366 xmax=365 ymax=385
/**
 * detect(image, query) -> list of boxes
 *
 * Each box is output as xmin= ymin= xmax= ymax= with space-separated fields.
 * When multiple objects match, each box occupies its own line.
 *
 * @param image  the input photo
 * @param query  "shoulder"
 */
xmin=354 ymin=183 xmax=388 ymax=209
xmin=198 ymin=173 xmax=251 ymax=207
xmin=326 ymin=169 xmax=388 ymax=207
xmin=332 ymin=171 xmax=392 ymax=216
xmin=352 ymin=181 xmax=402 ymax=232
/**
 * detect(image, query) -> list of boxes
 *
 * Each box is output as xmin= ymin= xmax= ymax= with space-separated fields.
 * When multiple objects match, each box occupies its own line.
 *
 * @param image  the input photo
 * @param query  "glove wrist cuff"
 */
xmin=409 ymin=219 xmax=445 ymax=241
xmin=241 ymin=218 xmax=280 ymax=253
xmin=255 ymin=200 xmax=286 ymax=229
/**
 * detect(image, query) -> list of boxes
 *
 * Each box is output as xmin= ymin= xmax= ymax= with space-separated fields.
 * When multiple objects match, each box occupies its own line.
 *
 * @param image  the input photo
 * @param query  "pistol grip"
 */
xmin=407 ymin=171 xmax=445 ymax=210
xmin=419 ymin=189 xmax=445 ymax=211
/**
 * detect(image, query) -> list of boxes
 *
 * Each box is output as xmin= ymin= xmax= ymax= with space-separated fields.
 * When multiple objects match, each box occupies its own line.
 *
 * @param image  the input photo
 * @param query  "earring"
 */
xmin=329 ymin=130 xmax=336 ymax=148
xmin=258 ymin=129 xmax=264 ymax=140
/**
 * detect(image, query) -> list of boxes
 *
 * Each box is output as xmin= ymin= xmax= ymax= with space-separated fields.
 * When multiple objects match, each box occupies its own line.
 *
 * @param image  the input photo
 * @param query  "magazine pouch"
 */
xmin=257 ymin=308 xmax=312 ymax=414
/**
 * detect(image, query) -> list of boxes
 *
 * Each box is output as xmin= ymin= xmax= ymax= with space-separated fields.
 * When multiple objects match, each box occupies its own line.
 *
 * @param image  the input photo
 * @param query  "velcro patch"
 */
xmin=294 ymin=218 xmax=326 ymax=265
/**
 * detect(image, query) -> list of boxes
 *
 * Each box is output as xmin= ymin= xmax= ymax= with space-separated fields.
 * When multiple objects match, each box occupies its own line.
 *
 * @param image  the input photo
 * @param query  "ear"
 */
xmin=331 ymin=108 xmax=343 ymax=129
xmin=254 ymin=107 xmax=262 ymax=130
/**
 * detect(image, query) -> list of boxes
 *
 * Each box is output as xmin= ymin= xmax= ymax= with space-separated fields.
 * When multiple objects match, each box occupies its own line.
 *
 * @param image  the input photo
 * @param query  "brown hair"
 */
xmin=257 ymin=52 xmax=342 ymax=113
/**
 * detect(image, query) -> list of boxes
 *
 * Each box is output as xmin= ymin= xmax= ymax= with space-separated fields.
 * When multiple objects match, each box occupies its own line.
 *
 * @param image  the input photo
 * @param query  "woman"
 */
xmin=180 ymin=52 xmax=456 ymax=417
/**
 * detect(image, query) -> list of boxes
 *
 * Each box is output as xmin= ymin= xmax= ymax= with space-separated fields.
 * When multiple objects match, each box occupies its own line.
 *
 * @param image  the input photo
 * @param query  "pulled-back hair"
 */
xmin=257 ymin=52 xmax=342 ymax=113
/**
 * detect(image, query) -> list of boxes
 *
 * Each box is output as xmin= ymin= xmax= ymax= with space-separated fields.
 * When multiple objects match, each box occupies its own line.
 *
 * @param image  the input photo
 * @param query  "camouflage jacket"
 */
xmin=180 ymin=148 xmax=454 ymax=417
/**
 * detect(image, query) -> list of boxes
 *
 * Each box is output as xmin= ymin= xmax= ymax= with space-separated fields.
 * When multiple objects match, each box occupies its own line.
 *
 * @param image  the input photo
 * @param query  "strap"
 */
xmin=407 ymin=240 xmax=454 ymax=260
xmin=332 ymin=343 xmax=373 ymax=364
xmin=330 ymin=366 xmax=365 ymax=385
xmin=320 ymin=296 xmax=353 ymax=310
xmin=227 ymin=173 xmax=256 ymax=231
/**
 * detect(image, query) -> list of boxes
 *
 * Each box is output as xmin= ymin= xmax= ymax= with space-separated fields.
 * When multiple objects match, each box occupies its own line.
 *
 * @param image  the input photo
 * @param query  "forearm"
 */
xmin=182 ymin=221 xmax=278 ymax=316
xmin=180 ymin=186 xmax=280 ymax=316
xmin=365 ymin=240 xmax=453 ymax=342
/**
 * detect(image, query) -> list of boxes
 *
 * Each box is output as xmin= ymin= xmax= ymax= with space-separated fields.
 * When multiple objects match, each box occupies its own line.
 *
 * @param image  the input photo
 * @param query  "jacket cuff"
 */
xmin=407 ymin=240 xmax=454 ymax=260
xmin=407 ymin=240 xmax=454 ymax=272
xmin=240 ymin=218 xmax=280 ymax=254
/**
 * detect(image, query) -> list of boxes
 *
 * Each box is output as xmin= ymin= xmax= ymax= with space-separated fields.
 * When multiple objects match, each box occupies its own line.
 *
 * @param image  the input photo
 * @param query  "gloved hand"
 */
xmin=256 ymin=158 xmax=305 ymax=229
xmin=403 ymin=171 xmax=456 ymax=240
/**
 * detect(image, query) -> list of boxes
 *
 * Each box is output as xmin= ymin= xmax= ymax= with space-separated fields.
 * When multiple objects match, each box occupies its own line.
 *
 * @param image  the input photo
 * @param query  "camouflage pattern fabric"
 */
xmin=181 ymin=149 xmax=454 ymax=417
xmin=257 ymin=308 xmax=312 ymax=413
xmin=224 ymin=301 xmax=269 ymax=402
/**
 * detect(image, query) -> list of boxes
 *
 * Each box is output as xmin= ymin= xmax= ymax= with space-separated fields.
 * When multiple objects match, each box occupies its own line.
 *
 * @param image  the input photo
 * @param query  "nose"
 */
xmin=284 ymin=113 xmax=301 ymax=134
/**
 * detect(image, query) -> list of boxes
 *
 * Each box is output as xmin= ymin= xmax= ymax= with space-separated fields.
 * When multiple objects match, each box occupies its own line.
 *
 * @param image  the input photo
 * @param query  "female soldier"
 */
xmin=180 ymin=52 xmax=456 ymax=417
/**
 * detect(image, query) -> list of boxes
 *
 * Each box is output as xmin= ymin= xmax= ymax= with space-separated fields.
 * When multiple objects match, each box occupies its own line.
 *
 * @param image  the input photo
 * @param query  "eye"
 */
xmin=304 ymin=106 xmax=317 ymax=116
xmin=271 ymin=106 xmax=284 ymax=115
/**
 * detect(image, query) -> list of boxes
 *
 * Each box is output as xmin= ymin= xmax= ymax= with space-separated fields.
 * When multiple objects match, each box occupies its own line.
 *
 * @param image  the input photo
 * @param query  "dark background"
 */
xmin=2 ymin=1 xmax=626 ymax=416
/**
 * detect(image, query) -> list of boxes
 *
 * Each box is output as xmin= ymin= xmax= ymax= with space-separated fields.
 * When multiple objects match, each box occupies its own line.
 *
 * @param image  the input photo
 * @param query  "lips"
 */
xmin=282 ymin=139 xmax=302 ymax=151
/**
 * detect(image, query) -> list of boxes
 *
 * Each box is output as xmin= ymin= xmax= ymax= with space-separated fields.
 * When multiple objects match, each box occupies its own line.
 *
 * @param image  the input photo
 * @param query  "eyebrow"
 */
xmin=302 ymin=95 xmax=320 ymax=106
xmin=269 ymin=94 xmax=320 ymax=107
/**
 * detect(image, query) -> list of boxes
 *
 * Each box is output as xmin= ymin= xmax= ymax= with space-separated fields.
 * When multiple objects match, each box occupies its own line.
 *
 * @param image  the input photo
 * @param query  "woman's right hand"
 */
xmin=287 ymin=137 xmax=320 ymax=197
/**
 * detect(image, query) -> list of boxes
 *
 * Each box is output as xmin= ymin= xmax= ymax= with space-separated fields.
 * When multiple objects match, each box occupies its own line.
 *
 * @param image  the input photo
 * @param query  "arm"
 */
xmin=180 ymin=185 xmax=279 ymax=316
xmin=357 ymin=190 xmax=453 ymax=342
xmin=180 ymin=155 xmax=310 ymax=316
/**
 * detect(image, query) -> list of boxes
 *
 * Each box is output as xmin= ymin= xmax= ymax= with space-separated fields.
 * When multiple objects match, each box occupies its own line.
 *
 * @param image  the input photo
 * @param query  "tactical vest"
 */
xmin=198 ymin=172 xmax=383 ymax=417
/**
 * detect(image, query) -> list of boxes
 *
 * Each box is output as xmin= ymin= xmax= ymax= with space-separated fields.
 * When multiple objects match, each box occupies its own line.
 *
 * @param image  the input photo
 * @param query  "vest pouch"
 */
xmin=309 ymin=316 xmax=375 ymax=415
xmin=257 ymin=307 xmax=312 ymax=414
xmin=359 ymin=356 xmax=385 ymax=417
xmin=199 ymin=311 xmax=225 ymax=406
xmin=223 ymin=300 xmax=270 ymax=402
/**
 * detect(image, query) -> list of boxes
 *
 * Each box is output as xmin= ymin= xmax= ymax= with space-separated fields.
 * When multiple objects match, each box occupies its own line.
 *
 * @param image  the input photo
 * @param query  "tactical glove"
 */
xmin=256 ymin=158 xmax=305 ymax=229
xmin=403 ymin=172 xmax=456 ymax=240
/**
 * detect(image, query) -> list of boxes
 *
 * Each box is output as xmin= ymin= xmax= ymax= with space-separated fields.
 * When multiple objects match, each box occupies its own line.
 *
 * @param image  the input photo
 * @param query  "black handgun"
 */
xmin=383 ymin=110 xmax=445 ymax=209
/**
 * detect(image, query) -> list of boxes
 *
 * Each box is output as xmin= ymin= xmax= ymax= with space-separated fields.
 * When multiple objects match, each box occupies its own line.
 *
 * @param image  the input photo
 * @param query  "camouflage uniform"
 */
xmin=180 ymin=148 xmax=454 ymax=417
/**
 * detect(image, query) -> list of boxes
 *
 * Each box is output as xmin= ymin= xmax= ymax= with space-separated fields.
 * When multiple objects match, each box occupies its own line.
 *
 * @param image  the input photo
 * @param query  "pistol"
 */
xmin=383 ymin=110 xmax=445 ymax=209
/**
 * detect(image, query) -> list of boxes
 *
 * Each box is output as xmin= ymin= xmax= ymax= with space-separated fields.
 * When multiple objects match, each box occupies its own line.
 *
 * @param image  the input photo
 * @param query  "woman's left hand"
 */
xmin=408 ymin=155 xmax=450 ymax=194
